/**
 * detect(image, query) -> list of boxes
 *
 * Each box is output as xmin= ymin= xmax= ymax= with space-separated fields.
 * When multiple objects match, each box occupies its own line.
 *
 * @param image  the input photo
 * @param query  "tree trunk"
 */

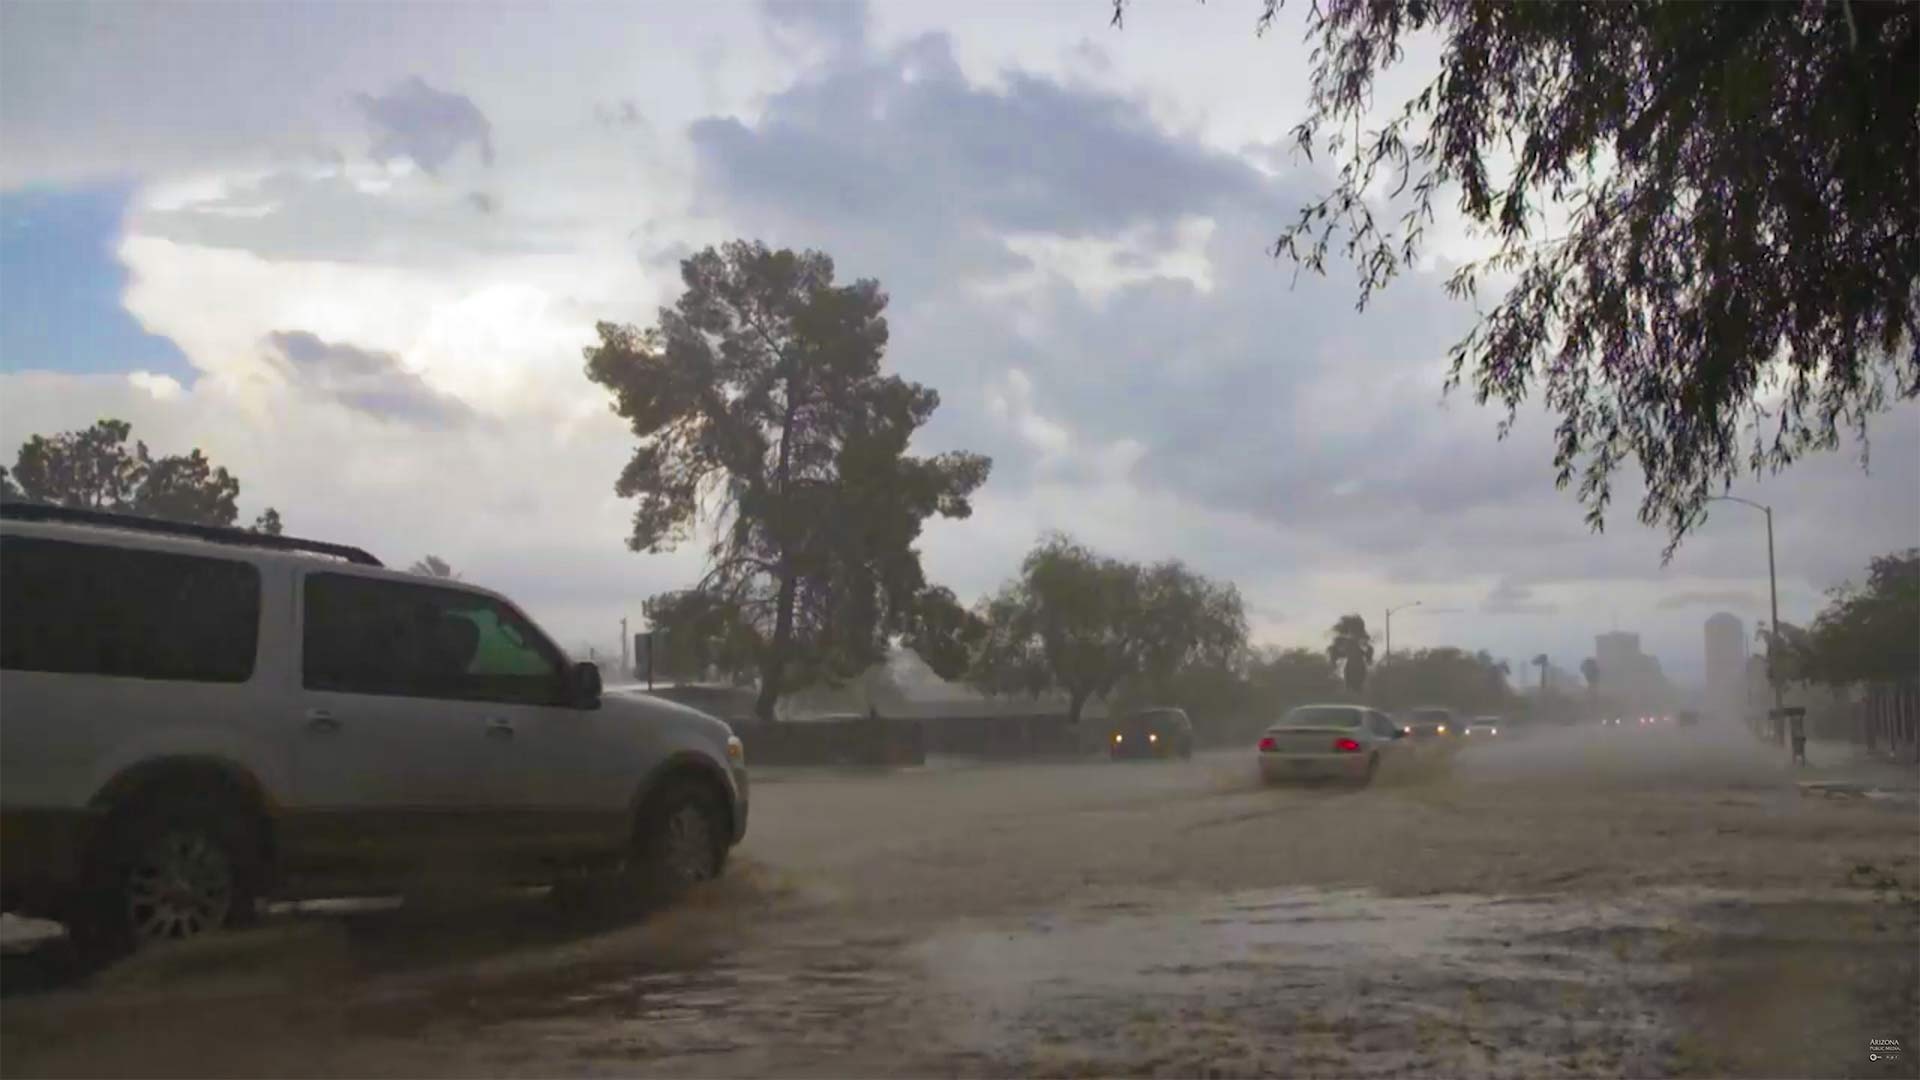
xmin=754 ymin=566 xmax=797 ymax=723
xmin=1068 ymin=686 xmax=1090 ymax=727
xmin=753 ymin=364 xmax=804 ymax=725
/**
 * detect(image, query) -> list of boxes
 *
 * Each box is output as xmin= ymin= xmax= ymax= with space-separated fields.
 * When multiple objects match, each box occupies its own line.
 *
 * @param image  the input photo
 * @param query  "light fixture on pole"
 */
xmin=1384 ymin=600 xmax=1421 ymax=662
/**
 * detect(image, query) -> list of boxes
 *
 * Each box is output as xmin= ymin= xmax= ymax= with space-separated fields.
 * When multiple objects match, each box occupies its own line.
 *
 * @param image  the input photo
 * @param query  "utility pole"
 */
xmin=620 ymin=616 xmax=629 ymax=675
xmin=1708 ymin=496 xmax=1784 ymax=741
xmin=1384 ymin=600 xmax=1420 ymax=663
xmin=1764 ymin=503 xmax=1782 ymax=718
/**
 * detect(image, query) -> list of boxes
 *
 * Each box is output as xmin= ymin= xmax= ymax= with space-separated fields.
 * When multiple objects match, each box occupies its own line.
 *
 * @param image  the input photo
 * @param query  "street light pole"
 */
xmin=1708 ymin=495 xmax=1784 ymax=730
xmin=1384 ymin=600 xmax=1421 ymax=663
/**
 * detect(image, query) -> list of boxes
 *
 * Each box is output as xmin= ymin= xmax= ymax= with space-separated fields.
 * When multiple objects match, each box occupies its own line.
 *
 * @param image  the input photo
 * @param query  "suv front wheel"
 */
xmin=634 ymin=777 xmax=727 ymax=898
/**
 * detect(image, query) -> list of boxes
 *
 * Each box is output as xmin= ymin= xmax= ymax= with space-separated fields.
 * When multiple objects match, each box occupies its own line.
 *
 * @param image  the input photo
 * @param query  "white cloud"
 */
xmin=126 ymin=371 xmax=183 ymax=401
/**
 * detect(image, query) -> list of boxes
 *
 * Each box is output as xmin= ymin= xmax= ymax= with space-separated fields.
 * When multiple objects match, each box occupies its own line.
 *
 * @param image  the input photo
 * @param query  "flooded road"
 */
xmin=5 ymin=726 xmax=1916 ymax=1077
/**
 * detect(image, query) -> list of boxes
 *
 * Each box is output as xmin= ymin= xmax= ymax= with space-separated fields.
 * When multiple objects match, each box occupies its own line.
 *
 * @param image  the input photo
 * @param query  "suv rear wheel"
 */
xmin=70 ymin=790 xmax=261 ymax=958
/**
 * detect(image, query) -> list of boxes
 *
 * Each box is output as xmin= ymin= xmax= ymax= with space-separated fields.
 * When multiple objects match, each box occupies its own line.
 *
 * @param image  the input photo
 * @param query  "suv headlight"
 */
xmin=726 ymin=735 xmax=745 ymax=764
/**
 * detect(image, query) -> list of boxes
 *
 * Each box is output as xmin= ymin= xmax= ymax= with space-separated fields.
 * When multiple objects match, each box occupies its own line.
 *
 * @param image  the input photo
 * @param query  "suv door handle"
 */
xmin=484 ymin=717 xmax=515 ymax=740
xmin=305 ymin=709 xmax=341 ymax=733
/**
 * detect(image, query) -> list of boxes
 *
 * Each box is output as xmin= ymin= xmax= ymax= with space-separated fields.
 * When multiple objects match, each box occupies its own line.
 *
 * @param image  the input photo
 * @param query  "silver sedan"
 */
xmin=1257 ymin=704 xmax=1406 ymax=786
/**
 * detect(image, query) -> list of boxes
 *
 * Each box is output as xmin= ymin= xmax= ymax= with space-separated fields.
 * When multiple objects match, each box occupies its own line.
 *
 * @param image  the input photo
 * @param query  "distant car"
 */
xmin=1402 ymin=706 xmax=1458 ymax=740
xmin=1463 ymin=717 xmax=1502 ymax=738
xmin=1111 ymin=707 xmax=1194 ymax=760
xmin=1257 ymin=704 xmax=1403 ymax=786
xmin=1677 ymin=710 xmax=1701 ymax=728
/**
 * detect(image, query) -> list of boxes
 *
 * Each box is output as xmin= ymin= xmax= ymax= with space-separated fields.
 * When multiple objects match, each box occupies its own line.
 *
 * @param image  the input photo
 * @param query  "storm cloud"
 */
xmin=264 ymin=331 xmax=471 ymax=426
xmin=0 ymin=0 xmax=1911 ymax=677
xmin=356 ymin=76 xmax=495 ymax=173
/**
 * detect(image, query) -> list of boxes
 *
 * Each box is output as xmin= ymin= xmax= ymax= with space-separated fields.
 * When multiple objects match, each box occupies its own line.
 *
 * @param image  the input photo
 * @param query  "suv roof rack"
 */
xmin=0 ymin=502 xmax=383 ymax=566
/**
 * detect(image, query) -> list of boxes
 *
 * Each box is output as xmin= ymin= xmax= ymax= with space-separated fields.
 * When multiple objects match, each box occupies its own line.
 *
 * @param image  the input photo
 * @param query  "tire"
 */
xmin=1356 ymin=754 xmax=1380 ymax=788
xmin=70 ymin=789 xmax=261 ymax=959
xmin=632 ymin=777 xmax=728 ymax=902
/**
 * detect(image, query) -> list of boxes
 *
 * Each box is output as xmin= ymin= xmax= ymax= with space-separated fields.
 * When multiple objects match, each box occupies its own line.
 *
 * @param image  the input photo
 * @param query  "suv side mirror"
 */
xmin=569 ymin=661 xmax=602 ymax=708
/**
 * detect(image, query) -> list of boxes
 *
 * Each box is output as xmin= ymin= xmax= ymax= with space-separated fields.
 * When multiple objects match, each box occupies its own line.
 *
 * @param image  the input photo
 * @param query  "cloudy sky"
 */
xmin=3 ymin=1 xmax=1914 ymax=683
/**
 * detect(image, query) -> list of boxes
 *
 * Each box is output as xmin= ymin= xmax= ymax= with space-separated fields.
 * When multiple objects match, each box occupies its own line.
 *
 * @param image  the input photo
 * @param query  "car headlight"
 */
xmin=1490 ymin=728 xmax=1498 ymax=735
xmin=1113 ymin=733 xmax=1124 ymax=743
xmin=1149 ymin=733 xmax=1159 ymax=743
xmin=726 ymin=735 xmax=745 ymax=764
xmin=1437 ymin=725 xmax=1448 ymax=734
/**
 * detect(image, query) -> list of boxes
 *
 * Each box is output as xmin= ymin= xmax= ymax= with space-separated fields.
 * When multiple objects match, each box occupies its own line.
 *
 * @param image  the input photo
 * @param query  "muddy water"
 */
xmin=4 ymin=728 xmax=1916 ymax=1077
xmin=432 ymin=883 xmax=1911 ymax=1078
xmin=909 ymin=888 xmax=1689 ymax=1078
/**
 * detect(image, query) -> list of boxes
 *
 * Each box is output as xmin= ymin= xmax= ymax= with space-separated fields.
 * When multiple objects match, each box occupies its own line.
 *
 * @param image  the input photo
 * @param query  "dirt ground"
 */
xmin=4 ymin=724 xmax=1916 ymax=1078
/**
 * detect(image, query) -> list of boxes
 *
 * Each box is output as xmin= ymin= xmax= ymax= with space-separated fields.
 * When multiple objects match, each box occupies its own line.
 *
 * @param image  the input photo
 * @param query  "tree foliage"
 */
xmin=972 ymin=534 xmax=1248 ymax=725
xmin=1802 ymin=548 xmax=1919 ymax=687
xmin=586 ymin=241 xmax=991 ymax=719
xmin=1370 ymin=647 xmax=1517 ymax=714
xmin=408 ymin=554 xmax=460 ymax=579
xmin=2 ymin=418 xmax=280 ymax=530
xmin=1249 ymin=645 xmax=1345 ymax=706
xmin=1326 ymin=613 xmax=1374 ymax=693
xmin=1580 ymin=656 xmax=1601 ymax=693
xmin=642 ymin=587 xmax=765 ymax=685
xmin=1118 ymin=0 xmax=1918 ymax=551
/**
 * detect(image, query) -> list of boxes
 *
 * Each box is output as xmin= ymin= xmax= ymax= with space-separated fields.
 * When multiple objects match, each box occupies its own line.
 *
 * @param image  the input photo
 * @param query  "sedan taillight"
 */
xmin=1257 ymin=736 xmax=1278 ymax=752
xmin=1333 ymin=737 xmax=1362 ymax=753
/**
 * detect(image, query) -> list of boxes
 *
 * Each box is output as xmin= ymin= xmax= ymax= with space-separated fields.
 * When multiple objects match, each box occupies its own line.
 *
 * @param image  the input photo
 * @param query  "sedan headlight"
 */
xmin=726 ymin=735 xmax=745 ymax=764
xmin=1149 ymin=733 xmax=1159 ymax=743
xmin=1113 ymin=733 xmax=1124 ymax=743
xmin=1437 ymin=725 xmax=1448 ymax=734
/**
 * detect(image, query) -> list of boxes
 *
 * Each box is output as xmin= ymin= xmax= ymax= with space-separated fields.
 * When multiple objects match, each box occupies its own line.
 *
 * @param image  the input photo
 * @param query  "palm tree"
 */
xmin=1532 ymin=653 xmax=1550 ymax=693
xmin=1580 ymin=657 xmax=1600 ymax=699
xmin=1327 ymin=614 xmax=1375 ymax=694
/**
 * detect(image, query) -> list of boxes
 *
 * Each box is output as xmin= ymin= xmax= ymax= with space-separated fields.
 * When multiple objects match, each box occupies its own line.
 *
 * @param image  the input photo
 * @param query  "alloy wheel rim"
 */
xmin=126 ymin=830 xmax=233 ymax=942
xmin=662 ymin=804 xmax=716 ymax=884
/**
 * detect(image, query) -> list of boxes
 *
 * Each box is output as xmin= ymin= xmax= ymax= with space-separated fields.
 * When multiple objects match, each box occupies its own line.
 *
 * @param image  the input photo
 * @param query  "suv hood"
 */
xmin=602 ymin=686 xmax=736 ymax=739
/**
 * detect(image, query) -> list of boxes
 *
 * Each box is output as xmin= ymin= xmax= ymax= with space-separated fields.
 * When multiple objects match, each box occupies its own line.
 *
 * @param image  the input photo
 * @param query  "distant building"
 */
xmin=1704 ymin=613 xmax=1747 ymax=725
xmin=1595 ymin=631 xmax=1642 ymax=677
xmin=1593 ymin=630 xmax=1673 ymax=711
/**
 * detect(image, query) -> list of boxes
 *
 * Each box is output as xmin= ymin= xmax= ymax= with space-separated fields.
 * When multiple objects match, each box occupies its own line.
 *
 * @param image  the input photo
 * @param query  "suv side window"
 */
xmin=0 ymin=535 xmax=260 ymax=683
xmin=303 ymin=573 xmax=565 ymax=705
xmin=1367 ymin=711 xmax=1398 ymax=737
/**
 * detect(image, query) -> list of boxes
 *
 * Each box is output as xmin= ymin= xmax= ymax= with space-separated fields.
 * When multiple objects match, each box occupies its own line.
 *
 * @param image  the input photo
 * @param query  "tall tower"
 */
xmin=1704 ymin=613 xmax=1747 ymax=725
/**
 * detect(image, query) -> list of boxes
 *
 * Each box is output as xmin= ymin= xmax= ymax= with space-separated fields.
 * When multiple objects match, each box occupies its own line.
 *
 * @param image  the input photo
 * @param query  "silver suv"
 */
xmin=0 ymin=505 xmax=747 ymax=952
